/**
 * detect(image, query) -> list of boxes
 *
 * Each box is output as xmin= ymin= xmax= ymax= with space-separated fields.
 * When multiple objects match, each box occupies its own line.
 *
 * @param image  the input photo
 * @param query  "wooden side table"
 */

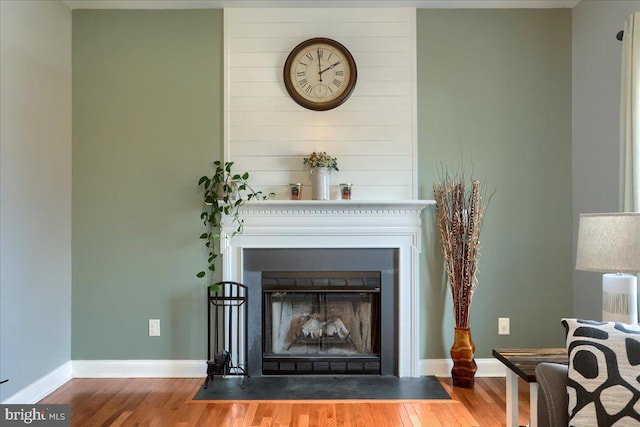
xmin=492 ymin=348 xmax=567 ymax=427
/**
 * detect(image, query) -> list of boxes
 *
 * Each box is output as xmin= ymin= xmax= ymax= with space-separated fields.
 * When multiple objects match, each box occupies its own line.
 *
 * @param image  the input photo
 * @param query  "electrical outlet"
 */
xmin=498 ymin=317 xmax=510 ymax=335
xmin=149 ymin=319 xmax=160 ymax=336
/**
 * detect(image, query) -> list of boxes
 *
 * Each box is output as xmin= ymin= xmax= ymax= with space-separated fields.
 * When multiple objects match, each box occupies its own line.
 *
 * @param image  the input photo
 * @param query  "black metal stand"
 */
xmin=204 ymin=281 xmax=249 ymax=389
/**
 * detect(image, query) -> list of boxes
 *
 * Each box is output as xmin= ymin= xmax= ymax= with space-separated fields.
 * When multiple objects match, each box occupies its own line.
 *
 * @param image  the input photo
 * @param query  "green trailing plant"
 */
xmin=197 ymin=161 xmax=272 ymax=291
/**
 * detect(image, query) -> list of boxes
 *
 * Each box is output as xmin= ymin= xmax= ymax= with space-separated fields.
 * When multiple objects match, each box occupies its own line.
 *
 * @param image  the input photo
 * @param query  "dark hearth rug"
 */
xmin=191 ymin=375 xmax=450 ymax=401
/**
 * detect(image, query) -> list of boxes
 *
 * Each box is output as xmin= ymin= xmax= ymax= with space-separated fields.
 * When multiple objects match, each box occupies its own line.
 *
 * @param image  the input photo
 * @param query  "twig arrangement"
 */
xmin=433 ymin=172 xmax=490 ymax=329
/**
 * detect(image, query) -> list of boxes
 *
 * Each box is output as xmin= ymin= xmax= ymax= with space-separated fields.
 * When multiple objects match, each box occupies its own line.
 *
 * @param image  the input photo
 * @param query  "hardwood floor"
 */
xmin=39 ymin=376 xmax=532 ymax=426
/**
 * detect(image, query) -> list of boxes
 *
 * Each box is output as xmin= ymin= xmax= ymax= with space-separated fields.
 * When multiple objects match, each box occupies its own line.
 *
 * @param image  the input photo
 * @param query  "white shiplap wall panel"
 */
xmin=232 ymin=155 xmax=413 ymax=172
xmin=228 ymin=8 xmax=410 ymax=22
xmin=257 ymin=185 xmax=415 ymax=201
xmin=229 ymin=65 xmax=413 ymax=84
xmin=229 ymin=95 xmax=413 ymax=112
xmin=243 ymin=170 xmax=413 ymax=187
xmin=230 ymin=127 xmax=413 ymax=144
xmin=225 ymin=8 xmax=417 ymax=200
xmin=229 ymin=111 xmax=412 ymax=127
xmin=229 ymin=22 xmax=412 ymax=39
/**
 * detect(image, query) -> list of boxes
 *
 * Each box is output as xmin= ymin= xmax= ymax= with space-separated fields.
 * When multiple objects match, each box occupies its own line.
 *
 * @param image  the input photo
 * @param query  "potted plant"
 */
xmin=433 ymin=170 xmax=492 ymax=388
xmin=303 ymin=151 xmax=339 ymax=200
xmin=197 ymin=161 xmax=272 ymax=291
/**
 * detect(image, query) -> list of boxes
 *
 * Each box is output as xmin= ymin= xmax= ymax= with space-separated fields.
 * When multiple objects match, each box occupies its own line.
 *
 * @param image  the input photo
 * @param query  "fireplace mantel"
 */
xmin=232 ymin=199 xmax=433 ymax=212
xmin=221 ymin=199 xmax=434 ymax=229
xmin=220 ymin=199 xmax=434 ymax=377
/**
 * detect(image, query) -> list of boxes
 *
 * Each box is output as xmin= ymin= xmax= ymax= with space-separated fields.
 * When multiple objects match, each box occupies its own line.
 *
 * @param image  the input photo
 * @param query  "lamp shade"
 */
xmin=575 ymin=213 xmax=640 ymax=273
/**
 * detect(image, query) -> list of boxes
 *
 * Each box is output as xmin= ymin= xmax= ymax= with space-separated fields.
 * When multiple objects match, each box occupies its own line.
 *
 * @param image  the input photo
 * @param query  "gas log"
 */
xmin=300 ymin=316 xmax=350 ymax=339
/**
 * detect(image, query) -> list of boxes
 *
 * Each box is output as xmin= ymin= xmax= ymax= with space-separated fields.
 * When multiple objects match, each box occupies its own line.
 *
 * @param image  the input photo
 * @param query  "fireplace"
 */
xmin=262 ymin=271 xmax=382 ymax=375
xmin=221 ymin=200 xmax=432 ymax=377
xmin=242 ymin=248 xmax=398 ymax=376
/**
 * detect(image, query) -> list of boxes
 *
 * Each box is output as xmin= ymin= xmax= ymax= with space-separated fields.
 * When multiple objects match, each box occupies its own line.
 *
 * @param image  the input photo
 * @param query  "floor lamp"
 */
xmin=575 ymin=213 xmax=640 ymax=324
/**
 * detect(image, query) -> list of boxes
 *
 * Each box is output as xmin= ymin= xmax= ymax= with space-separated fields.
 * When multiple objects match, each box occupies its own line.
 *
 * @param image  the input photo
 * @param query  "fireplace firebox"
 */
xmin=242 ymin=247 xmax=399 ymax=377
xmin=262 ymin=272 xmax=381 ymax=375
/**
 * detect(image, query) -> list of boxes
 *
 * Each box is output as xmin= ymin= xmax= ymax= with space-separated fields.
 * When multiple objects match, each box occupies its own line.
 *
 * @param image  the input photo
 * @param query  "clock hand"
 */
xmin=317 ymin=49 xmax=322 ymax=82
xmin=319 ymin=61 xmax=341 ymax=75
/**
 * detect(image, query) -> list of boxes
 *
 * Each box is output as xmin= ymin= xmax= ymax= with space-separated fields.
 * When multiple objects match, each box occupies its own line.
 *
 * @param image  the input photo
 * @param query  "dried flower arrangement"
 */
xmin=433 ymin=172 xmax=490 ymax=329
xmin=303 ymin=151 xmax=339 ymax=171
xmin=433 ymin=170 xmax=492 ymax=388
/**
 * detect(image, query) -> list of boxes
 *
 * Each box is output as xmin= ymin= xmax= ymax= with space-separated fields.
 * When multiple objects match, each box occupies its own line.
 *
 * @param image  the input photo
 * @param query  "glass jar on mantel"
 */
xmin=289 ymin=183 xmax=303 ymax=200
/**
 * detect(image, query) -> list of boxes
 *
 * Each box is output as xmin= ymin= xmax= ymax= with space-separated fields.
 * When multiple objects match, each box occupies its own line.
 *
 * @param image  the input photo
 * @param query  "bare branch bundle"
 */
xmin=433 ymin=172 xmax=489 ymax=329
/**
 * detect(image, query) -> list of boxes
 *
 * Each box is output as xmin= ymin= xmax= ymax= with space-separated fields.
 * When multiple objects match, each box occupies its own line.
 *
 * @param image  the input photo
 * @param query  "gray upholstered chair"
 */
xmin=535 ymin=362 xmax=569 ymax=427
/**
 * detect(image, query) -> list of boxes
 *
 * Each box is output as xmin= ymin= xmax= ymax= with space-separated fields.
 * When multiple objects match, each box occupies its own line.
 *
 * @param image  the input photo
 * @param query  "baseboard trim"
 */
xmin=1 ymin=361 xmax=73 ymax=404
xmin=72 ymin=360 xmax=207 ymax=378
xmin=419 ymin=358 xmax=507 ymax=377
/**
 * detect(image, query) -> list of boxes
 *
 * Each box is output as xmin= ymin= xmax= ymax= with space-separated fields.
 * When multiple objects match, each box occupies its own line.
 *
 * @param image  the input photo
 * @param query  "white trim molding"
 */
xmin=419 ymin=358 xmax=507 ymax=378
xmin=1 ymin=362 xmax=72 ymax=404
xmin=72 ymin=360 xmax=207 ymax=378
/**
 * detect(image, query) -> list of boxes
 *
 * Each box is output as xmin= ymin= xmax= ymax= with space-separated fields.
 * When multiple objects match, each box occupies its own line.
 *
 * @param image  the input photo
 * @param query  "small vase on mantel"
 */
xmin=310 ymin=167 xmax=331 ymax=200
xmin=450 ymin=327 xmax=477 ymax=388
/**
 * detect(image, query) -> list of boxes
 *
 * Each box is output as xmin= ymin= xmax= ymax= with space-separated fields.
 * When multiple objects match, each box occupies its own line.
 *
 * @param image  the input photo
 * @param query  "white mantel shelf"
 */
xmin=240 ymin=199 xmax=435 ymax=209
xmin=227 ymin=199 xmax=435 ymax=231
xmin=243 ymin=199 xmax=435 ymax=206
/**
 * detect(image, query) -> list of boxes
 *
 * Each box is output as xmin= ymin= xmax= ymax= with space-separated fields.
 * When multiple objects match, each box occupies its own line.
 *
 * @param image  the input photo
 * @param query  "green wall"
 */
xmin=417 ymin=9 xmax=573 ymax=358
xmin=72 ymin=10 xmax=222 ymax=359
xmin=72 ymin=8 xmax=573 ymax=360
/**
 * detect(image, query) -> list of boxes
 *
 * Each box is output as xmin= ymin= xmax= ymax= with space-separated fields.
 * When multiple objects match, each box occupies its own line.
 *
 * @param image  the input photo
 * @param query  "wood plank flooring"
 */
xmin=38 ymin=376 xmax=532 ymax=426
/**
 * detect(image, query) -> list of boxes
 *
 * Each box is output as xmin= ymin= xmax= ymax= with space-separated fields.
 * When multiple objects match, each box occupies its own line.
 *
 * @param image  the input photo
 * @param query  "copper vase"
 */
xmin=450 ymin=327 xmax=477 ymax=388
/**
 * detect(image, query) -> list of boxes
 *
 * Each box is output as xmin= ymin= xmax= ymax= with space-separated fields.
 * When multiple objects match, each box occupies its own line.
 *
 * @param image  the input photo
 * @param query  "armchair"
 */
xmin=535 ymin=362 xmax=568 ymax=427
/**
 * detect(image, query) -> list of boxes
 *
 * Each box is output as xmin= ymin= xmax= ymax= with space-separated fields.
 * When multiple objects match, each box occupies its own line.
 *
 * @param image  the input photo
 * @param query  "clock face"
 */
xmin=283 ymin=38 xmax=357 ymax=111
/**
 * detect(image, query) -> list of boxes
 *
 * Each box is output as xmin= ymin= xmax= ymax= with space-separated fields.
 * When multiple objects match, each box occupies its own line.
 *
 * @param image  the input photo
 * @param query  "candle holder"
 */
xmin=339 ymin=183 xmax=352 ymax=200
xmin=290 ymin=183 xmax=303 ymax=200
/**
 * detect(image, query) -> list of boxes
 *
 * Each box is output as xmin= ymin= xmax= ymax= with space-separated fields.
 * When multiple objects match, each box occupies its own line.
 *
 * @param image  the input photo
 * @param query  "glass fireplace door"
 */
xmin=262 ymin=272 xmax=381 ymax=374
xmin=265 ymin=291 xmax=378 ymax=356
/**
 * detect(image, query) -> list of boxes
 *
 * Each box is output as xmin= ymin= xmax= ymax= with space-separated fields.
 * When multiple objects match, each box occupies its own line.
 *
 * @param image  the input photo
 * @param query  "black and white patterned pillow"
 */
xmin=562 ymin=318 xmax=640 ymax=426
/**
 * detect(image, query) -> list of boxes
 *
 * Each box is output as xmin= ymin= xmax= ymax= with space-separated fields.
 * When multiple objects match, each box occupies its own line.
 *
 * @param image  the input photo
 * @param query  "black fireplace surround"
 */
xmin=242 ymin=248 xmax=399 ymax=376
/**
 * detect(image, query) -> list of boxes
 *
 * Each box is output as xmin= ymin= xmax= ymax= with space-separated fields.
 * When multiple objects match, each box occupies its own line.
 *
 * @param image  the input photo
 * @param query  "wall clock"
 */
xmin=283 ymin=38 xmax=357 ymax=111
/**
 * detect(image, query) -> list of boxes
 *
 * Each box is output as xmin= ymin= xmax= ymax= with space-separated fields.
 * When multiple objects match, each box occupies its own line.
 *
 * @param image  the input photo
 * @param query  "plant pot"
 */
xmin=220 ymin=181 xmax=239 ymax=201
xmin=450 ymin=327 xmax=477 ymax=388
xmin=310 ymin=167 xmax=331 ymax=200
